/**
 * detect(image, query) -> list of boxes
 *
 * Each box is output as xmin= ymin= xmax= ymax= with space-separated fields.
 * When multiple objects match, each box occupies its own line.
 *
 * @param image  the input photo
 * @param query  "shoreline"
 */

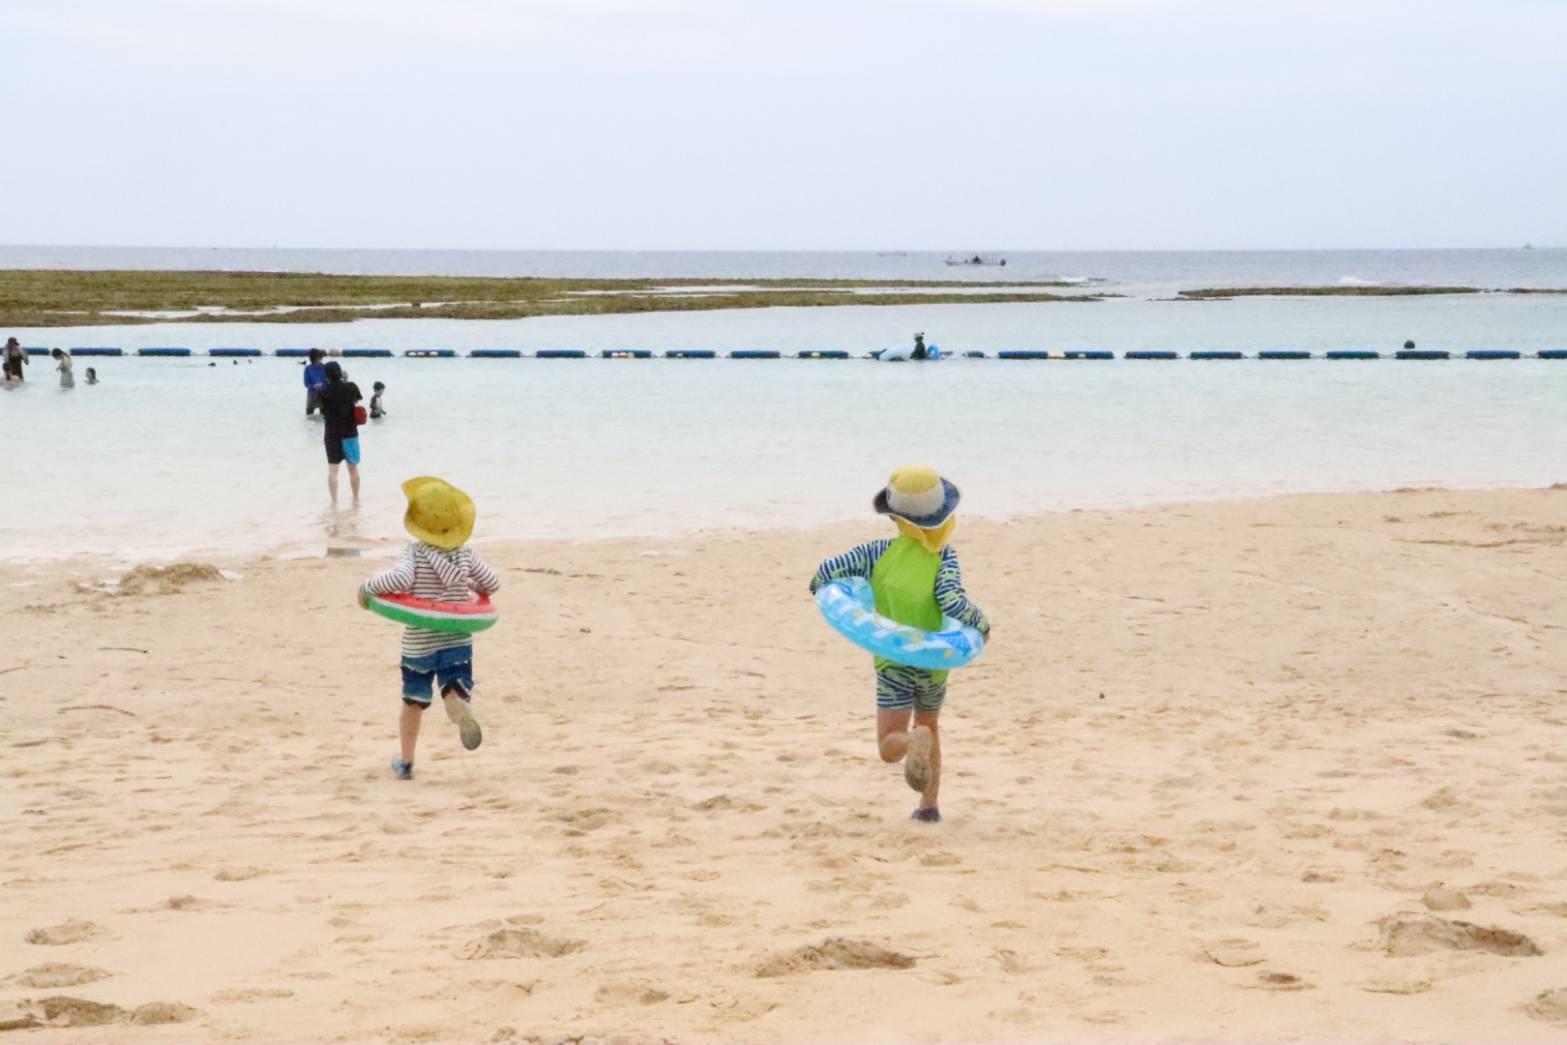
xmin=3 ymin=486 xmax=1565 ymax=1042
xmin=5 ymin=482 xmax=1565 ymax=573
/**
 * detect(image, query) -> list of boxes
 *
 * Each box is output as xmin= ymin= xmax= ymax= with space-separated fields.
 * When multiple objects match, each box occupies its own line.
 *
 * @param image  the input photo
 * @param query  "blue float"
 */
xmin=1062 ymin=350 xmax=1114 ymax=360
xmin=1125 ymin=351 xmax=1178 ymax=360
xmin=23 ymin=347 xmax=47 ymax=356
xmin=343 ymin=349 xmax=394 ymax=358
xmin=210 ymin=348 xmax=262 ymax=357
xmin=405 ymin=349 xmax=457 ymax=358
xmin=1467 ymin=350 xmax=1520 ymax=360
xmin=730 ymin=350 xmax=781 ymax=359
xmin=469 ymin=349 xmax=522 ymax=358
xmin=69 ymin=347 xmax=123 ymax=357
xmin=274 ymin=348 xmax=314 ymax=357
xmin=815 ymin=577 xmax=985 ymax=671
xmin=797 ymin=350 xmax=850 ymax=359
xmin=1326 ymin=350 xmax=1380 ymax=360
xmin=1259 ymin=350 xmax=1312 ymax=360
xmin=535 ymin=349 xmax=587 ymax=359
xmin=601 ymin=349 xmax=653 ymax=359
xmin=137 ymin=347 xmax=191 ymax=357
xmin=665 ymin=350 xmax=717 ymax=359
xmin=1538 ymin=350 xmax=1567 ymax=360
xmin=962 ymin=351 xmax=988 ymax=359
xmin=1397 ymin=350 xmax=1450 ymax=360
xmin=997 ymin=350 xmax=1051 ymax=360
xmin=1190 ymin=351 xmax=1243 ymax=360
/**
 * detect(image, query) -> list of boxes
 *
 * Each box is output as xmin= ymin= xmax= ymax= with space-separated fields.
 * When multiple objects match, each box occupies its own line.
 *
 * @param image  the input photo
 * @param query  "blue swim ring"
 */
xmin=815 ymin=577 xmax=985 ymax=670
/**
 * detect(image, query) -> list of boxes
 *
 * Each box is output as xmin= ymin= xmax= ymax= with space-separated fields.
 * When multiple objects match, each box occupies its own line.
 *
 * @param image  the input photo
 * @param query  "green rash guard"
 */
xmin=870 ymin=536 xmax=949 ymax=683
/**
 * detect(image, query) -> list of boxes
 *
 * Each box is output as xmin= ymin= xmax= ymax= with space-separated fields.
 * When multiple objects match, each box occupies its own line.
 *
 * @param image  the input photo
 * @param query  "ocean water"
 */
xmin=5 ymin=349 xmax=1567 ymax=564
xmin=4 ymin=247 xmax=1566 ymax=564
xmin=4 ymin=244 xmax=1566 ymax=297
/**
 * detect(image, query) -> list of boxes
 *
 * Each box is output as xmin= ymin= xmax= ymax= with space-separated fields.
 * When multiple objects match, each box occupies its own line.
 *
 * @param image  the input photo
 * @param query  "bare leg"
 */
xmin=347 ymin=462 xmax=361 ymax=503
xmin=877 ymin=707 xmax=941 ymax=809
xmin=876 ymin=706 xmax=914 ymax=763
xmin=912 ymin=710 xmax=941 ymax=810
xmin=327 ymin=462 xmax=340 ymax=504
xmin=399 ymin=702 xmax=424 ymax=764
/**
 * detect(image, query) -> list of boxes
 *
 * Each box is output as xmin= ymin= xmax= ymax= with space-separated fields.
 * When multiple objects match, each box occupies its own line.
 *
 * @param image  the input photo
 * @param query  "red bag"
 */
xmin=354 ymin=405 xmax=367 ymax=426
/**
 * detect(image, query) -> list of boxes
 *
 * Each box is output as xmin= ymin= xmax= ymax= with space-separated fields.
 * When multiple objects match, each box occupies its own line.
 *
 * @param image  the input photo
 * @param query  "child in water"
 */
xmin=370 ymin=381 xmax=387 ymax=419
xmin=85 ymin=368 xmax=98 ymax=385
xmin=358 ymin=477 xmax=500 ymax=780
xmin=50 ymin=348 xmax=74 ymax=388
xmin=809 ymin=466 xmax=991 ymax=822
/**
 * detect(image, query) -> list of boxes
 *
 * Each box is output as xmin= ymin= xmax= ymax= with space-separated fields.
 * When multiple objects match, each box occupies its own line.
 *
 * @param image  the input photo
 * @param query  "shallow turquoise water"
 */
xmin=6 ymin=337 xmax=1566 ymax=563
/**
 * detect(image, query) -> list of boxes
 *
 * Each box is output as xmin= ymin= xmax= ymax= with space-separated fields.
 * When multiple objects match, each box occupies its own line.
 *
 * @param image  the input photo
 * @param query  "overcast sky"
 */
xmin=3 ymin=0 xmax=1563 ymax=250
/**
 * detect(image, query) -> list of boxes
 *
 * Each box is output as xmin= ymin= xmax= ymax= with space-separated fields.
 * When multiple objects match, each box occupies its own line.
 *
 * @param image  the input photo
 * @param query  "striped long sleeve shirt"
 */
xmin=809 ymin=539 xmax=990 ymax=634
xmin=364 ymin=542 xmax=502 ymax=658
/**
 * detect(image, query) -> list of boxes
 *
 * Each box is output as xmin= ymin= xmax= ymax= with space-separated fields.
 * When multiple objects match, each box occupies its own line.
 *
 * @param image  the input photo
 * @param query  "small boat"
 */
xmin=945 ymin=253 xmax=1007 ymax=267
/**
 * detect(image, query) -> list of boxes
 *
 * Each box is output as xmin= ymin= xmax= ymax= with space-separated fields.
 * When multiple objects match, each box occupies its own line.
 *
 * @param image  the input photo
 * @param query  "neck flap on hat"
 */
xmin=894 ymin=515 xmax=956 ymax=554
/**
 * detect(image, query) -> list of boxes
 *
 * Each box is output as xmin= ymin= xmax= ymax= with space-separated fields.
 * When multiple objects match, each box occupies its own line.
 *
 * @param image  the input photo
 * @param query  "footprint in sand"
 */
xmin=209 ymin=988 xmax=295 ymax=1004
xmin=1422 ymin=888 xmax=1471 ymax=912
xmin=1525 ymin=988 xmax=1567 ymax=1027
xmin=1376 ymin=914 xmax=1542 ymax=957
xmin=459 ymin=927 xmax=585 ymax=960
xmin=993 ymin=949 xmax=1037 ymax=974
xmin=593 ymin=981 xmax=671 ymax=1005
xmin=4 ymin=964 xmax=110 ymax=988
xmin=1360 ymin=978 xmax=1432 ymax=995
xmin=1249 ymin=971 xmax=1312 ymax=992
xmin=17 ymin=997 xmax=197 ymax=1028
xmin=213 ymin=867 xmax=267 ymax=881
xmin=1202 ymin=938 xmax=1264 ymax=967
xmin=755 ymin=937 xmax=916 ymax=977
xmin=24 ymin=920 xmax=113 ymax=945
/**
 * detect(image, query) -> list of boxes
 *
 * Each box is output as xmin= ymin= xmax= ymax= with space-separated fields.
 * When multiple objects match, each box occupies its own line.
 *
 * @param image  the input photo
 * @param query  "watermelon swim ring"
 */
xmin=364 ymin=592 xmax=499 ymax=635
xmin=815 ymin=576 xmax=984 ymax=670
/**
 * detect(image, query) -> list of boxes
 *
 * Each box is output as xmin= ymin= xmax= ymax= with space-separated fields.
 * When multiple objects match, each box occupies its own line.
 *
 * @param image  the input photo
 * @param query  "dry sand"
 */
xmin=2 ymin=488 xmax=1565 ymax=1043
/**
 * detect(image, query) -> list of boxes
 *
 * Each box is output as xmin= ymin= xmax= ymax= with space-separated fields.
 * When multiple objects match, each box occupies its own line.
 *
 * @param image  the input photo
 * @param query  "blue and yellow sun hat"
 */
xmin=873 ymin=465 xmax=960 ymax=528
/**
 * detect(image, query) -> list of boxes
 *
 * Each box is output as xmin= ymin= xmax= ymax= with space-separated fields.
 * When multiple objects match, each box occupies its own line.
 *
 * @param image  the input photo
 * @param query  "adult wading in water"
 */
xmin=4 ymin=337 xmax=27 ymax=382
xmin=319 ymin=361 xmax=364 ymax=505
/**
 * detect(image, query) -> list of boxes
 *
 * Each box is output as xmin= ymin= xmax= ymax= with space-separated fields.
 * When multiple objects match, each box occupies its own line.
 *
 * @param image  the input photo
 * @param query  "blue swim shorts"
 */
xmin=401 ymin=645 xmax=473 ymax=707
xmin=326 ymin=435 xmax=361 ymax=466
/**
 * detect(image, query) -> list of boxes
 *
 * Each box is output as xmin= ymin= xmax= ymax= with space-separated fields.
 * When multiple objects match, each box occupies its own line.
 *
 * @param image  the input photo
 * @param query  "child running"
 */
xmin=358 ymin=477 xmax=500 ymax=780
xmin=809 ymin=466 xmax=991 ymax=823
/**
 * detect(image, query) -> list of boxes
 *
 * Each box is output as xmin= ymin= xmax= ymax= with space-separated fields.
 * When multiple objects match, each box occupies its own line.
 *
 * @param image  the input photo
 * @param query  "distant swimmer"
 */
xmin=1404 ymin=340 xmax=1416 ymax=350
xmin=51 ymin=348 xmax=74 ymax=389
xmin=85 ymin=367 xmax=98 ymax=385
xmin=912 ymin=333 xmax=927 ymax=361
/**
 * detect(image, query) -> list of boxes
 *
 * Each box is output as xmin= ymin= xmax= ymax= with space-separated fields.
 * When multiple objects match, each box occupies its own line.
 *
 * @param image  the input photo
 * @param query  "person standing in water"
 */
xmin=4 ymin=337 xmax=27 ymax=383
xmin=370 ymin=381 xmax=387 ymax=419
xmin=319 ymin=361 xmax=364 ymax=505
xmin=303 ymin=349 xmax=328 ymax=416
xmin=50 ymin=349 xmax=74 ymax=388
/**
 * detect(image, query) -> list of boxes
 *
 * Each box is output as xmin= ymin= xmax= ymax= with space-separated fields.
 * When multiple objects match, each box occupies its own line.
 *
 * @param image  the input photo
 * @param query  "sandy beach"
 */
xmin=2 ymin=487 xmax=1565 ymax=1044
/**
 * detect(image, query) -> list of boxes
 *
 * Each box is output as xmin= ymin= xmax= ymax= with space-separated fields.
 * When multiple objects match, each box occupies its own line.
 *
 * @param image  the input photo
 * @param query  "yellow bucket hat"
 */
xmin=401 ymin=476 xmax=476 ymax=550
